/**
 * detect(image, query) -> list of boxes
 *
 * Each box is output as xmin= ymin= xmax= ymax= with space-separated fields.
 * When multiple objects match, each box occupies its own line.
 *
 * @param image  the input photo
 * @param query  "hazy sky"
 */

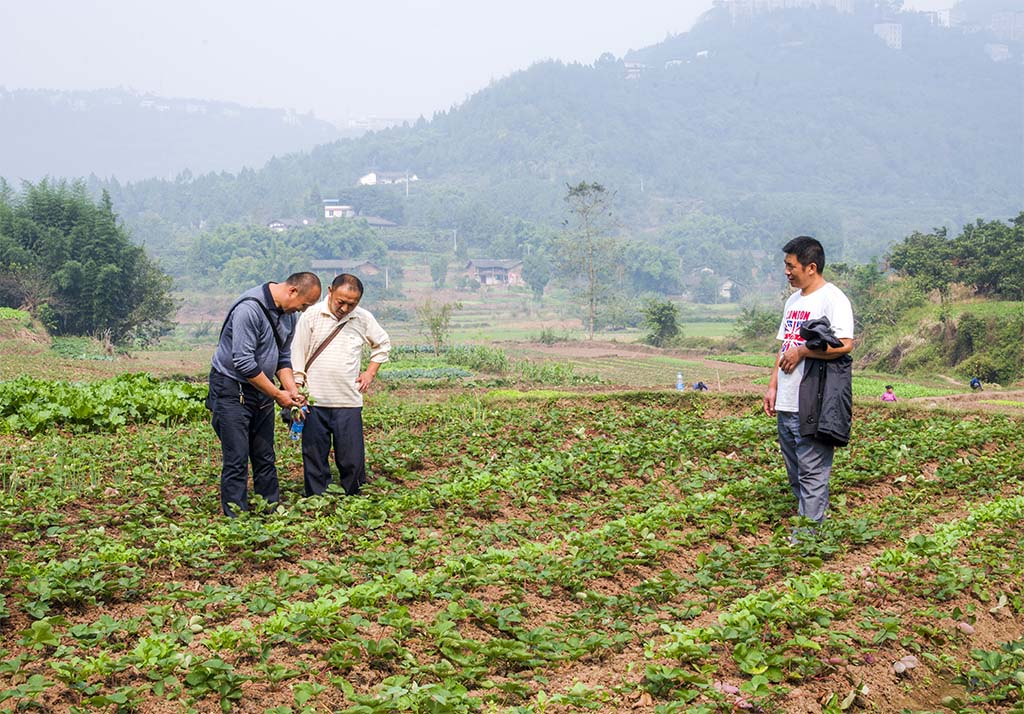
xmin=1 ymin=0 xmax=958 ymax=124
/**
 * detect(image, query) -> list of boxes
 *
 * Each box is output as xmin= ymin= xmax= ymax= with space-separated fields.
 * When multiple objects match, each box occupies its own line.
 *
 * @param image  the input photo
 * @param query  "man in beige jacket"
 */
xmin=292 ymin=273 xmax=391 ymax=496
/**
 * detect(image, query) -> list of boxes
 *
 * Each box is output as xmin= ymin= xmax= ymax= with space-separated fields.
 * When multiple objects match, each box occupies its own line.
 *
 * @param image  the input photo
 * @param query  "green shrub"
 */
xmin=642 ymin=298 xmax=682 ymax=347
xmin=733 ymin=304 xmax=779 ymax=340
xmin=535 ymin=327 xmax=569 ymax=345
xmin=446 ymin=345 xmax=511 ymax=374
xmin=0 ymin=307 xmax=32 ymax=325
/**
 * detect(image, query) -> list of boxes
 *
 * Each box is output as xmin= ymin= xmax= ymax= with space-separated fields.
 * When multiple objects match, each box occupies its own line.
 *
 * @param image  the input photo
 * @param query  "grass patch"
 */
xmin=0 ymin=307 xmax=32 ymax=326
xmin=50 ymin=337 xmax=114 ymax=361
xmin=750 ymin=373 xmax=960 ymax=399
xmin=483 ymin=389 xmax=575 ymax=402
xmin=851 ymin=377 xmax=957 ymax=399
xmin=712 ymin=354 xmax=775 ymax=368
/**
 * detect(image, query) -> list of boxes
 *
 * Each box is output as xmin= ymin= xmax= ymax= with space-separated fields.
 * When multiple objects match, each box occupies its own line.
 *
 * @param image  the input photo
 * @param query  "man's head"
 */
xmin=782 ymin=236 xmax=826 ymax=291
xmin=327 ymin=273 xmax=364 ymax=320
xmin=279 ymin=272 xmax=322 ymax=313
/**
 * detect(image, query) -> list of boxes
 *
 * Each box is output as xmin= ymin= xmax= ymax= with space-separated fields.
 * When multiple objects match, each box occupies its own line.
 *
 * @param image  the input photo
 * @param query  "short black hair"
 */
xmin=885 ymin=385 xmax=893 ymax=389
xmin=285 ymin=272 xmax=322 ymax=295
xmin=331 ymin=273 xmax=364 ymax=296
xmin=782 ymin=236 xmax=826 ymax=274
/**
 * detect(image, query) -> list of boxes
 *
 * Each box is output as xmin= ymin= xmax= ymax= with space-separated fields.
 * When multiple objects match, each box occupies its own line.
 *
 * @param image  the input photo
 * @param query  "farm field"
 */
xmin=1 ymin=355 xmax=1023 ymax=713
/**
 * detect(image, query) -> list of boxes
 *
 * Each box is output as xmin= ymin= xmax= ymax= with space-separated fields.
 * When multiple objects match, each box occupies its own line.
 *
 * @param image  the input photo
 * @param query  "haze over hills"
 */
xmin=0 ymin=87 xmax=352 ymax=182
xmin=9 ymin=4 xmax=1024 ymax=267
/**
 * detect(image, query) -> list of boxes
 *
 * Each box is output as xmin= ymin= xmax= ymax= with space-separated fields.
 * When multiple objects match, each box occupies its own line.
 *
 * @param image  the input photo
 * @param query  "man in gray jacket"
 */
xmin=208 ymin=273 xmax=321 ymax=516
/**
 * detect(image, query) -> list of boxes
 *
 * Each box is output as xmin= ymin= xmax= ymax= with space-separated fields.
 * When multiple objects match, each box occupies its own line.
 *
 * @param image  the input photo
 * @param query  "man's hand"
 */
xmin=291 ymin=388 xmax=309 ymax=407
xmin=274 ymin=389 xmax=300 ymax=409
xmin=778 ymin=345 xmax=805 ymax=374
xmin=355 ymin=371 xmax=375 ymax=393
xmin=763 ymin=387 xmax=777 ymax=417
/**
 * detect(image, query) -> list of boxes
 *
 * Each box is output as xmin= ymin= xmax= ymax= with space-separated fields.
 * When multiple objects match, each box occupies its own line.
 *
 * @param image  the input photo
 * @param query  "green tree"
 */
xmin=0 ymin=181 xmax=175 ymax=343
xmin=416 ymin=299 xmax=462 ymax=356
xmin=522 ymin=253 xmax=552 ymax=302
xmin=642 ymin=298 xmax=681 ymax=347
xmin=953 ymin=215 xmax=1024 ymax=299
xmin=887 ymin=229 xmax=957 ymax=301
xmin=695 ymin=272 xmax=720 ymax=304
xmin=734 ymin=303 xmax=780 ymax=340
xmin=830 ymin=260 xmax=925 ymax=340
xmin=554 ymin=182 xmax=618 ymax=339
xmin=429 ymin=254 xmax=449 ymax=288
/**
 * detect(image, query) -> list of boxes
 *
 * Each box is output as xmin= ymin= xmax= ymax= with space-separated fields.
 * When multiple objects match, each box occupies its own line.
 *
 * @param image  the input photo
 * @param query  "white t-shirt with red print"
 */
xmin=774 ymin=282 xmax=854 ymax=413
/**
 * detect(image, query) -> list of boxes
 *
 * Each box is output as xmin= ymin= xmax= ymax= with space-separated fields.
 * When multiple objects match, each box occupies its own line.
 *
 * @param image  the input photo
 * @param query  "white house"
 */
xmin=322 ymin=200 xmax=355 ymax=219
xmin=358 ymin=171 xmax=419 ymax=186
xmin=465 ymin=260 xmax=525 ymax=287
xmin=267 ymin=218 xmax=314 ymax=232
xmin=873 ymin=23 xmax=903 ymax=50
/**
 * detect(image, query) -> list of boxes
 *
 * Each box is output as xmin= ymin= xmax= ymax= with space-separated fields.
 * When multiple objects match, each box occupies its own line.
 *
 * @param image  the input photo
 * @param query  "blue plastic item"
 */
xmin=289 ymin=406 xmax=309 ymax=440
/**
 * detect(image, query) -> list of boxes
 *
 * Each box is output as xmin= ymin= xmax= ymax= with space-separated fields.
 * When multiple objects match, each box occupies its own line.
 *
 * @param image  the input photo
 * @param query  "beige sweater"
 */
xmin=291 ymin=302 xmax=390 ymax=407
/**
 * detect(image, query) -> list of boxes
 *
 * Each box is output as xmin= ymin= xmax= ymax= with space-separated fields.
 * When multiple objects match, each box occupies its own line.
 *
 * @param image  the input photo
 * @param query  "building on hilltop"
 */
xmin=465 ymin=259 xmax=525 ymax=287
xmin=311 ymin=259 xmax=382 ymax=278
xmin=923 ymin=9 xmax=952 ymax=28
xmin=267 ymin=218 xmax=314 ymax=231
xmin=624 ymin=62 xmax=646 ymax=80
xmin=358 ymin=171 xmax=419 ymax=186
xmin=361 ymin=215 xmax=398 ymax=228
xmin=984 ymin=43 xmax=1012 ymax=62
xmin=990 ymin=11 xmax=1024 ymax=42
xmin=716 ymin=0 xmax=855 ymax=22
xmin=873 ymin=22 xmax=903 ymax=50
xmin=322 ymin=199 xmax=355 ymax=219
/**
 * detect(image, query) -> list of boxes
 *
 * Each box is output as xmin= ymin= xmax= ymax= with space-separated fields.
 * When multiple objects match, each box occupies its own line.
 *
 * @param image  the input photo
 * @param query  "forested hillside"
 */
xmin=0 ymin=88 xmax=344 ymax=182
xmin=89 ymin=6 xmax=1020 ymax=270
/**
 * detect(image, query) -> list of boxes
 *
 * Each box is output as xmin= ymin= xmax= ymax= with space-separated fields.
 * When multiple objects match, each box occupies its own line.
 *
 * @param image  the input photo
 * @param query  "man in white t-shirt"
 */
xmin=763 ymin=236 xmax=854 ymax=533
xmin=292 ymin=274 xmax=391 ymax=496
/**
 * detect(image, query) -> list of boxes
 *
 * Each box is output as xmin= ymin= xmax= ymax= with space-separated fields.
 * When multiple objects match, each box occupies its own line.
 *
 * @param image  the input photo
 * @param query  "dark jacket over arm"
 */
xmin=798 ymin=316 xmax=853 ymax=447
xmin=799 ymin=355 xmax=853 ymax=446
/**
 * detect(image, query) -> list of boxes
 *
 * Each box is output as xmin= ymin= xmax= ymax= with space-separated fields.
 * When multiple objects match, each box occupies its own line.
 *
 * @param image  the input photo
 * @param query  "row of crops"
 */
xmin=0 ymin=377 xmax=1022 ymax=712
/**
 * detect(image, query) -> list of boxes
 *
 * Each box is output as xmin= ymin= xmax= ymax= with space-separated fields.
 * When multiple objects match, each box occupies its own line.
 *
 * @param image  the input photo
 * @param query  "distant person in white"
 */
xmin=763 ymin=236 xmax=854 ymax=534
xmin=292 ymin=273 xmax=391 ymax=496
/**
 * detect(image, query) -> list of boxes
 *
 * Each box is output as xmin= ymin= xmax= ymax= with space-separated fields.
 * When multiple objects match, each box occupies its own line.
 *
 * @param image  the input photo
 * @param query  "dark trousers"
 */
xmin=301 ymin=406 xmax=365 ymax=496
xmin=777 ymin=411 xmax=834 ymax=524
xmin=209 ymin=372 xmax=279 ymax=516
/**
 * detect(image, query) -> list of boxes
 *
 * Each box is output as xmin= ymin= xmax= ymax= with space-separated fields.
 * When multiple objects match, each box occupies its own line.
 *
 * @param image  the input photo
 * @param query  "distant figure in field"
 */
xmin=763 ymin=236 xmax=854 ymax=539
xmin=207 ymin=273 xmax=322 ymax=516
xmin=881 ymin=385 xmax=897 ymax=402
xmin=693 ymin=381 xmax=709 ymax=392
xmin=970 ymin=376 xmax=983 ymax=391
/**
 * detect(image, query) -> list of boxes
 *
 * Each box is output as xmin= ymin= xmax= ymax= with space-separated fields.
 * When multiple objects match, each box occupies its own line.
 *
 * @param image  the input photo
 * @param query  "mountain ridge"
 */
xmin=8 ymin=6 xmax=1021 ymax=263
xmin=0 ymin=86 xmax=348 ymax=181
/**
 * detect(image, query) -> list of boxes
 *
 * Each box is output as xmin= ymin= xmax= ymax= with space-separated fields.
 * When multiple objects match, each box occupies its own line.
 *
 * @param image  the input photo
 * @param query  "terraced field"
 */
xmin=1 ymin=373 xmax=1021 ymax=713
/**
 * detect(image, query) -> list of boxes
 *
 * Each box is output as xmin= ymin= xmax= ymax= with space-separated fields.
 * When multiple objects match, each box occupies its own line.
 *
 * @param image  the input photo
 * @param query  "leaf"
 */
xmin=23 ymin=619 xmax=61 ymax=648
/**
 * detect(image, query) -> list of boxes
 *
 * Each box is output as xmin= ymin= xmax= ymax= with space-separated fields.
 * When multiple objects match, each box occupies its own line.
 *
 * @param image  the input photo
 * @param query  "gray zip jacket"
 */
xmin=210 ymin=283 xmax=296 ymax=384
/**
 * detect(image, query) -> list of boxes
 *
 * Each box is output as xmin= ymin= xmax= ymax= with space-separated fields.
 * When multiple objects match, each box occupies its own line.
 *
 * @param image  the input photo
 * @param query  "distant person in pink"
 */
xmin=881 ymin=385 xmax=897 ymax=402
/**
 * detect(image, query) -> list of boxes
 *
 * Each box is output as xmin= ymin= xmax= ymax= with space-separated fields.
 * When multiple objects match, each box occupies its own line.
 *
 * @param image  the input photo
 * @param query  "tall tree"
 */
xmin=416 ymin=299 xmax=461 ymax=357
xmin=522 ymin=252 xmax=552 ymax=303
xmin=555 ymin=182 xmax=618 ymax=339
xmin=642 ymin=298 xmax=681 ymax=347
xmin=0 ymin=181 xmax=176 ymax=343
xmin=887 ymin=229 xmax=958 ymax=302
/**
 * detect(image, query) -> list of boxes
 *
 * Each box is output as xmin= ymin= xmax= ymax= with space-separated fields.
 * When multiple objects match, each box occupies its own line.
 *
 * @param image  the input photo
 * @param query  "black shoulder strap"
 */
xmin=218 ymin=297 xmax=285 ymax=350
